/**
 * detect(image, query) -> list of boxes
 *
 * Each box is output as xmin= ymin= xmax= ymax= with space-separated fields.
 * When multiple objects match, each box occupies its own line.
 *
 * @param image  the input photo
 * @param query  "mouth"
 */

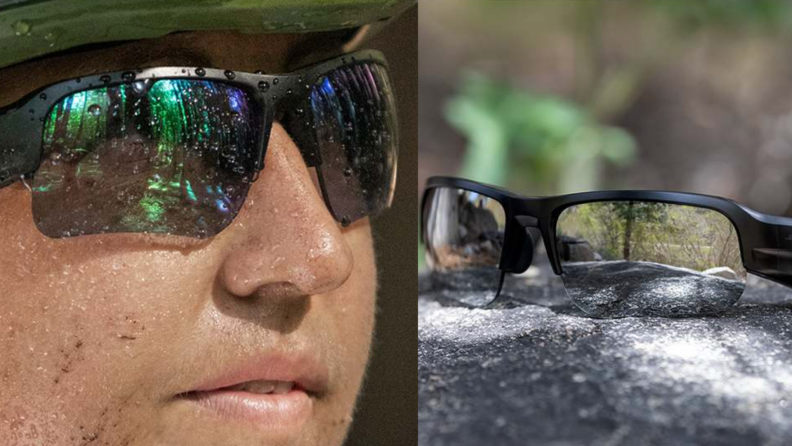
xmin=176 ymin=355 xmax=329 ymax=430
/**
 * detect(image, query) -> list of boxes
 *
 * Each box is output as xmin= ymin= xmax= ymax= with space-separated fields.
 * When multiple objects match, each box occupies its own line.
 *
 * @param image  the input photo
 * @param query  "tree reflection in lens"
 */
xmin=557 ymin=201 xmax=746 ymax=317
xmin=424 ymin=187 xmax=506 ymax=304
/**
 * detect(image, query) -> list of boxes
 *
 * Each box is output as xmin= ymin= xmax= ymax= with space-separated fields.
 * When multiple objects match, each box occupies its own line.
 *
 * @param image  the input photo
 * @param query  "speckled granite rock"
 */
xmin=418 ymin=263 xmax=792 ymax=446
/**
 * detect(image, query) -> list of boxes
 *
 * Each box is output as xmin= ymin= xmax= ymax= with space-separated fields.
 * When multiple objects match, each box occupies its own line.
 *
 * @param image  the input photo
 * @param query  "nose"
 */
xmin=218 ymin=123 xmax=354 ymax=298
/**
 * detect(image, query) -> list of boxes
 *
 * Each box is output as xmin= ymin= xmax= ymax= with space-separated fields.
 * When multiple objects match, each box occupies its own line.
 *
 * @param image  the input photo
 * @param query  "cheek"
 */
xmin=0 ymin=232 xmax=214 ymax=441
xmin=319 ymin=223 xmax=378 ymax=406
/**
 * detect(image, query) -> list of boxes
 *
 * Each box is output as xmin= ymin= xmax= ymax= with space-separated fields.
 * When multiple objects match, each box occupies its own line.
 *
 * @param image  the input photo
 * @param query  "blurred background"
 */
xmin=419 ymin=0 xmax=792 ymax=267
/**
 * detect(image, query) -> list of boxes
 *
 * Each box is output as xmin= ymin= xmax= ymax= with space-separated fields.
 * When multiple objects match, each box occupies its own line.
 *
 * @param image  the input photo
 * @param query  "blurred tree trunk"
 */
xmin=623 ymin=201 xmax=634 ymax=260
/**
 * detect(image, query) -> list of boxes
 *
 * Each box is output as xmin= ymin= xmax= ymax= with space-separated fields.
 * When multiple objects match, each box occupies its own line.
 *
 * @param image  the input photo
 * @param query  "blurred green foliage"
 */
xmin=445 ymin=72 xmax=635 ymax=194
xmin=652 ymin=0 xmax=792 ymax=31
xmin=422 ymin=0 xmax=792 ymax=271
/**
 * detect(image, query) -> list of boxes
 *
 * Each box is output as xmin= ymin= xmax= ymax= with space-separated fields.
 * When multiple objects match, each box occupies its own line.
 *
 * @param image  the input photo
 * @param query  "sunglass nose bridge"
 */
xmin=505 ymin=215 xmax=541 ymax=274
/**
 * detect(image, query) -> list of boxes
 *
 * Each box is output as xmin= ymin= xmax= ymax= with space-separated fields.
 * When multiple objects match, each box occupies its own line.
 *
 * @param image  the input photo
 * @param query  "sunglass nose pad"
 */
xmin=510 ymin=215 xmax=541 ymax=274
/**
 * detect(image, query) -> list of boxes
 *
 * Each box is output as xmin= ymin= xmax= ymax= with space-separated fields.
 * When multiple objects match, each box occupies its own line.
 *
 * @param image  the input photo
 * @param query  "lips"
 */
xmin=177 ymin=354 xmax=329 ymax=430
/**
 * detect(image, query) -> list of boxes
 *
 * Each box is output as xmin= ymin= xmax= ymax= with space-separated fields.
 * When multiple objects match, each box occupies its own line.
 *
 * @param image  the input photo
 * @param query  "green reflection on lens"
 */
xmin=140 ymin=195 xmax=165 ymax=222
xmin=36 ymin=78 xmax=255 ymax=238
xmin=185 ymin=179 xmax=197 ymax=202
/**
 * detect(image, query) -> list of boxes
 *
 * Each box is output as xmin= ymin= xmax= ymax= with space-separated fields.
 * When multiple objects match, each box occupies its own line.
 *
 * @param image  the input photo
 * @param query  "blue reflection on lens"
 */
xmin=322 ymin=77 xmax=334 ymax=95
xmin=229 ymin=95 xmax=241 ymax=112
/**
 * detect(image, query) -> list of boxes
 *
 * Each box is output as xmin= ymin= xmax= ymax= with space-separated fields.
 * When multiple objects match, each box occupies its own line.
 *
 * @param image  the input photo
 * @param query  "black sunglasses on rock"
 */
xmin=0 ymin=50 xmax=398 ymax=239
xmin=422 ymin=176 xmax=792 ymax=318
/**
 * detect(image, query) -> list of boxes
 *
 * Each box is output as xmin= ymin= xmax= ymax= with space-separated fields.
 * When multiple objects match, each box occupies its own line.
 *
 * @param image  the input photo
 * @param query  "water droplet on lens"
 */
xmin=12 ymin=20 xmax=31 ymax=36
xmin=181 ymin=69 xmax=186 ymax=74
xmin=343 ymin=167 xmax=353 ymax=177
xmin=258 ymin=81 xmax=270 ymax=92
xmin=195 ymin=68 xmax=206 ymax=77
xmin=39 ymin=93 xmax=47 ymax=100
xmin=131 ymin=79 xmax=151 ymax=94
xmin=100 ymin=75 xmax=111 ymax=84
xmin=224 ymin=70 xmax=235 ymax=80
xmin=254 ymin=70 xmax=266 ymax=75
xmin=341 ymin=216 xmax=351 ymax=227
xmin=75 ymin=77 xmax=81 ymax=83
xmin=88 ymin=104 xmax=102 ymax=116
xmin=286 ymin=88 xmax=292 ymax=95
xmin=122 ymin=71 xmax=135 ymax=82
xmin=272 ymin=78 xmax=279 ymax=85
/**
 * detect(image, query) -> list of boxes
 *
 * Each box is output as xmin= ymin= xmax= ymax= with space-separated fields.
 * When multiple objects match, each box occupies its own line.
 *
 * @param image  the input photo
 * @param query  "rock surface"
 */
xmin=418 ymin=263 xmax=792 ymax=446
xmin=562 ymin=261 xmax=745 ymax=318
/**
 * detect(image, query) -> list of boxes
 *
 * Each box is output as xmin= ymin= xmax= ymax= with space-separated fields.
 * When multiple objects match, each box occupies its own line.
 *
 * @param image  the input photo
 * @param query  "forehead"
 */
xmin=0 ymin=30 xmax=341 ymax=108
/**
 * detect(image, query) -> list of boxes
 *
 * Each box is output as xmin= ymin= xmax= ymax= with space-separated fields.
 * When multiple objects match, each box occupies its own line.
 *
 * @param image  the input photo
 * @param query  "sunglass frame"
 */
xmin=0 ymin=49 xmax=390 ymax=198
xmin=423 ymin=176 xmax=792 ymax=301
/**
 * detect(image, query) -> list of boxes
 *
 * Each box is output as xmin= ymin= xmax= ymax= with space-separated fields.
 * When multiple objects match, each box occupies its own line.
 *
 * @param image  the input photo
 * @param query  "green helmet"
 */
xmin=0 ymin=0 xmax=414 ymax=70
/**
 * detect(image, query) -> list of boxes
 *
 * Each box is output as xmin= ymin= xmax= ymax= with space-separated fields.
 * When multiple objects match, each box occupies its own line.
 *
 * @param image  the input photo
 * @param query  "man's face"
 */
xmin=0 ymin=31 xmax=377 ymax=446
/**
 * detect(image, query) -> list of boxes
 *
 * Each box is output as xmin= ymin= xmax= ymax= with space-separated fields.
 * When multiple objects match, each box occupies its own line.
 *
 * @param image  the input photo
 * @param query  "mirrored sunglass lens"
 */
xmin=32 ymin=79 xmax=261 ymax=238
xmin=423 ymin=187 xmax=506 ymax=305
xmin=556 ymin=201 xmax=746 ymax=317
xmin=308 ymin=61 xmax=398 ymax=224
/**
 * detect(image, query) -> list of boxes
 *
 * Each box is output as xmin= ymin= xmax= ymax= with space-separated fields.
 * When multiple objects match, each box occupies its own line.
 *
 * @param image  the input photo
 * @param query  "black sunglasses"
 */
xmin=422 ymin=176 xmax=792 ymax=317
xmin=0 ymin=50 xmax=398 ymax=239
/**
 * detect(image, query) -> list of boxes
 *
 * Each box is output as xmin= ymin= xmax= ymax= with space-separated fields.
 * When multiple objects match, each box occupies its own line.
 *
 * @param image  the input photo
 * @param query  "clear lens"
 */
xmin=32 ymin=79 xmax=261 ymax=238
xmin=556 ymin=201 xmax=746 ymax=317
xmin=305 ymin=61 xmax=398 ymax=225
xmin=423 ymin=187 xmax=506 ymax=305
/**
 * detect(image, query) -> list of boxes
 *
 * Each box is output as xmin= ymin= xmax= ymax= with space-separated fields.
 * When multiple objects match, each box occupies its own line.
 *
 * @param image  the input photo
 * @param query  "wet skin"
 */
xmin=0 ymin=31 xmax=377 ymax=446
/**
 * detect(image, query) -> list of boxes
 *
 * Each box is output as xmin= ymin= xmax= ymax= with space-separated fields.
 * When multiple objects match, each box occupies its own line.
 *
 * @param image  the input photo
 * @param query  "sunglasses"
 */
xmin=0 ymin=50 xmax=398 ymax=239
xmin=422 ymin=176 xmax=792 ymax=317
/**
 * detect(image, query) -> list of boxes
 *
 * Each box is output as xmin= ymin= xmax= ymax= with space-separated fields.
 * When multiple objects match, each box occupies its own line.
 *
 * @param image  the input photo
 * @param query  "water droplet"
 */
xmin=75 ymin=77 xmax=81 ymax=83
xmin=131 ymin=79 xmax=151 ymax=94
xmin=272 ymin=78 xmax=279 ymax=85
xmin=258 ymin=81 xmax=270 ymax=92
xmin=195 ymin=68 xmax=206 ymax=77
xmin=39 ymin=93 xmax=47 ymax=100
xmin=341 ymin=216 xmax=351 ymax=227
xmin=122 ymin=71 xmax=135 ymax=82
xmin=254 ymin=70 xmax=266 ymax=75
xmin=224 ymin=70 xmax=235 ymax=80
xmin=12 ymin=20 xmax=31 ymax=37
xmin=286 ymin=88 xmax=293 ymax=95
xmin=88 ymin=104 xmax=102 ymax=116
xmin=49 ymin=152 xmax=62 ymax=165
xmin=343 ymin=167 xmax=353 ymax=177
xmin=100 ymin=75 xmax=111 ymax=84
